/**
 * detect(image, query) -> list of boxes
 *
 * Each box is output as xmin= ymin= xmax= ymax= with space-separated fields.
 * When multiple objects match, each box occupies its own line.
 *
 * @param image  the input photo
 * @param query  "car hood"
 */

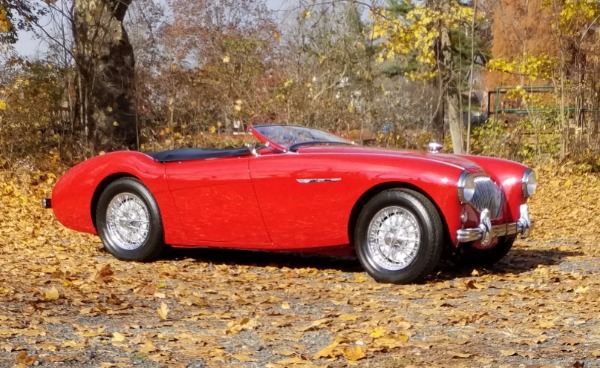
xmin=298 ymin=145 xmax=484 ymax=172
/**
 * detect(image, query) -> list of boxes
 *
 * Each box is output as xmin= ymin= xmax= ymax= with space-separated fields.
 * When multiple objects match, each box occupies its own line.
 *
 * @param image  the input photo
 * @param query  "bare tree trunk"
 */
xmin=73 ymin=0 xmax=137 ymax=153
xmin=446 ymin=91 xmax=464 ymax=153
xmin=560 ymin=61 xmax=568 ymax=159
xmin=440 ymin=0 xmax=463 ymax=154
xmin=466 ymin=0 xmax=477 ymax=155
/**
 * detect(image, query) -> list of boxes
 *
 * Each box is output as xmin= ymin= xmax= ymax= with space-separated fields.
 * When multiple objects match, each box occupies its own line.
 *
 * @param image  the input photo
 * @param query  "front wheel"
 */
xmin=96 ymin=177 xmax=165 ymax=261
xmin=354 ymin=189 xmax=444 ymax=284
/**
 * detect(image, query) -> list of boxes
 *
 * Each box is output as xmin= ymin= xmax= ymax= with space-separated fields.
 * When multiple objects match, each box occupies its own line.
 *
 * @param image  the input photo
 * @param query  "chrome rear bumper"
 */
xmin=456 ymin=204 xmax=531 ymax=246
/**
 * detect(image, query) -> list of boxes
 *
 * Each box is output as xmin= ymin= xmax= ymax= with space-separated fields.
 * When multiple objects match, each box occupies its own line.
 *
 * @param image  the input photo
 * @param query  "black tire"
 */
xmin=95 ymin=177 xmax=165 ymax=261
xmin=452 ymin=236 xmax=515 ymax=267
xmin=354 ymin=189 xmax=444 ymax=284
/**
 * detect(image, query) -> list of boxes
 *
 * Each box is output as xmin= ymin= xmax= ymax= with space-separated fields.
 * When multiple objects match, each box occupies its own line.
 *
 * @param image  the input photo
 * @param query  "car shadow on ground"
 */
xmin=165 ymin=247 xmax=364 ymax=273
xmin=433 ymin=248 xmax=584 ymax=281
xmin=165 ymin=246 xmax=581 ymax=283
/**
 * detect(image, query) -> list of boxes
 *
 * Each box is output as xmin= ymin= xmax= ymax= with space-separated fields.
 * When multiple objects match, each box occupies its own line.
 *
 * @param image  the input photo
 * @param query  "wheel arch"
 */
xmin=90 ymin=173 xmax=141 ymax=229
xmin=347 ymin=182 xmax=451 ymax=248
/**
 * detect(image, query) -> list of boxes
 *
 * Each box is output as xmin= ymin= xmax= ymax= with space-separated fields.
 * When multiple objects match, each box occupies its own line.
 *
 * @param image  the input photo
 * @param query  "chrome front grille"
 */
xmin=472 ymin=176 xmax=503 ymax=218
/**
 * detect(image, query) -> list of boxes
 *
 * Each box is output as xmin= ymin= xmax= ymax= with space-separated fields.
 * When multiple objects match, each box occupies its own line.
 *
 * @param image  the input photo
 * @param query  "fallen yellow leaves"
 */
xmin=226 ymin=317 xmax=259 ymax=334
xmin=343 ymin=345 xmax=366 ymax=361
xmin=43 ymin=286 xmax=60 ymax=300
xmin=157 ymin=302 xmax=169 ymax=320
xmin=16 ymin=351 xmax=38 ymax=366
xmin=1 ymin=167 xmax=600 ymax=367
xmin=139 ymin=340 xmax=158 ymax=354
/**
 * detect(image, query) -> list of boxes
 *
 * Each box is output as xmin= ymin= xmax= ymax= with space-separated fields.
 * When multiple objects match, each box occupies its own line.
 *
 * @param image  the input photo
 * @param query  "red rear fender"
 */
xmin=51 ymin=152 xmax=187 ymax=244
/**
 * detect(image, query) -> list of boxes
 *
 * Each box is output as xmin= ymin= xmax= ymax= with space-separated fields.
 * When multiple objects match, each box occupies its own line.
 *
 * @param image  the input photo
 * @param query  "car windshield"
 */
xmin=251 ymin=125 xmax=353 ymax=151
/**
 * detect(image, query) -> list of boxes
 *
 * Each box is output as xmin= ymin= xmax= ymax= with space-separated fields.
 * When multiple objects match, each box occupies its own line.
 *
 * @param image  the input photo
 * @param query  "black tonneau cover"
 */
xmin=148 ymin=147 xmax=251 ymax=163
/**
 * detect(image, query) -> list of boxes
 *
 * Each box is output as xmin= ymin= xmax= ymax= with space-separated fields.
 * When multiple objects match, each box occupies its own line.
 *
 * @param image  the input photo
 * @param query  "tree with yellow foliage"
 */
xmin=0 ymin=0 xmax=43 ymax=44
xmin=485 ymin=0 xmax=600 ymax=158
xmin=372 ymin=0 xmax=487 ymax=153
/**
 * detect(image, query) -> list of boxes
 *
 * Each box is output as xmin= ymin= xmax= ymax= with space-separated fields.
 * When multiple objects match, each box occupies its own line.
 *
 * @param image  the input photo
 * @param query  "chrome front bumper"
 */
xmin=456 ymin=204 xmax=532 ymax=246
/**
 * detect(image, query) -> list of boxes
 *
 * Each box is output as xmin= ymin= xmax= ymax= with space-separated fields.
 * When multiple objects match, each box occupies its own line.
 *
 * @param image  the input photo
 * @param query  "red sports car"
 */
xmin=44 ymin=125 xmax=536 ymax=283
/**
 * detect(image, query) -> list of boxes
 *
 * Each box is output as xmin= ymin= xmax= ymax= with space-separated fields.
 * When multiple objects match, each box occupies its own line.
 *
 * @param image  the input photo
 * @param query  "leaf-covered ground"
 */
xmin=1 ymin=167 xmax=599 ymax=367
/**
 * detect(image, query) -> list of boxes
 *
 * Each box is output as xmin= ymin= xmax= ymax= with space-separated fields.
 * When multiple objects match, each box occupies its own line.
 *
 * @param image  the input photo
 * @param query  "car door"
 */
xmin=164 ymin=157 xmax=271 ymax=247
xmin=249 ymin=152 xmax=365 ymax=249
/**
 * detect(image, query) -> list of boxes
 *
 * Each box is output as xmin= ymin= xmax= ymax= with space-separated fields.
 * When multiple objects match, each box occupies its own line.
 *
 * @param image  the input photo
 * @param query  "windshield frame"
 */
xmin=249 ymin=124 xmax=353 ymax=152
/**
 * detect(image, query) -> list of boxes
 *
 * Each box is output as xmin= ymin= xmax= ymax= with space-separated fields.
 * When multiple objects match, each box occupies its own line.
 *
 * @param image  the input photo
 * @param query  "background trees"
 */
xmin=73 ymin=0 xmax=137 ymax=151
xmin=0 ymin=0 xmax=599 ymax=170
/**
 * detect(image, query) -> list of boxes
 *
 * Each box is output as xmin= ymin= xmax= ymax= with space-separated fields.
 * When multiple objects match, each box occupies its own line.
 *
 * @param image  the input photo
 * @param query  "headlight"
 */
xmin=458 ymin=171 xmax=476 ymax=203
xmin=522 ymin=168 xmax=537 ymax=198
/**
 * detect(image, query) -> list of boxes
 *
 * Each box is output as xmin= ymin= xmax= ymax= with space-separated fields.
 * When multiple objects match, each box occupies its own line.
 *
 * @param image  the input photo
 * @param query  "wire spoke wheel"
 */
xmin=106 ymin=192 xmax=150 ymax=250
xmin=367 ymin=206 xmax=421 ymax=271
xmin=355 ymin=189 xmax=443 ymax=284
xmin=96 ymin=178 xmax=165 ymax=261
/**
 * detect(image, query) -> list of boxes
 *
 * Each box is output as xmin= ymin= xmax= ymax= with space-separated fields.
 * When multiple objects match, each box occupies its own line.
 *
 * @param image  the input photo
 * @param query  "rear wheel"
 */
xmin=96 ymin=178 xmax=165 ymax=261
xmin=354 ymin=189 xmax=444 ymax=284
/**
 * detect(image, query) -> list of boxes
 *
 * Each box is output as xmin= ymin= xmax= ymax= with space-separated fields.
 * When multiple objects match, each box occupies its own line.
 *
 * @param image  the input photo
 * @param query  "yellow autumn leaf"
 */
xmin=139 ymin=340 xmax=157 ymax=354
xmin=232 ymin=353 xmax=255 ymax=362
xmin=353 ymin=273 xmax=367 ymax=283
xmin=44 ymin=286 xmax=59 ymax=300
xmin=574 ymin=286 xmax=589 ymax=293
xmin=0 ymin=100 xmax=6 ymax=110
xmin=369 ymin=326 xmax=387 ymax=338
xmin=223 ymin=55 xmax=230 ymax=63
xmin=314 ymin=335 xmax=346 ymax=359
xmin=62 ymin=340 xmax=84 ymax=348
xmin=82 ymin=327 xmax=104 ymax=337
xmin=447 ymin=351 xmax=472 ymax=358
xmin=373 ymin=335 xmax=409 ymax=349
xmin=338 ymin=314 xmax=359 ymax=321
xmin=314 ymin=341 xmax=339 ymax=359
xmin=226 ymin=317 xmax=259 ymax=334
xmin=111 ymin=332 xmax=125 ymax=343
xmin=157 ymin=302 xmax=169 ymax=320
xmin=0 ymin=18 xmax=11 ymax=34
xmin=343 ymin=345 xmax=366 ymax=361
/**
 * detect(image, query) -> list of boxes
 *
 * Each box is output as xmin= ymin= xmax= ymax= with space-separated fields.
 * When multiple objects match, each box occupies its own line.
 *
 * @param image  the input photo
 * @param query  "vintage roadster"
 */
xmin=44 ymin=124 xmax=536 ymax=283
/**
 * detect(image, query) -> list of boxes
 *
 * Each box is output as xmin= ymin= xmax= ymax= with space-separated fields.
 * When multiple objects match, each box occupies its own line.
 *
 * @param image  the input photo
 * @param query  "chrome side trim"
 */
xmin=456 ymin=204 xmax=532 ymax=246
xmin=296 ymin=178 xmax=342 ymax=184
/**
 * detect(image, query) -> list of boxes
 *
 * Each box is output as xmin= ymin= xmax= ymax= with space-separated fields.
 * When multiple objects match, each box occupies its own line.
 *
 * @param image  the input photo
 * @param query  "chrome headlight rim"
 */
xmin=521 ymin=168 xmax=537 ymax=198
xmin=457 ymin=171 xmax=477 ymax=204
